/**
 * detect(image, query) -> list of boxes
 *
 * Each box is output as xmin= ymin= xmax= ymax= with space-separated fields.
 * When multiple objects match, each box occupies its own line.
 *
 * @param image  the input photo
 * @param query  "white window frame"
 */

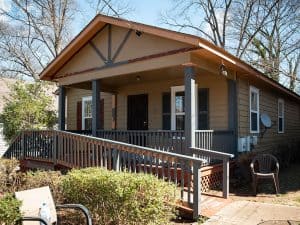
xmin=278 ymin=99 xmax=284 ymax=133
xmin=82 ymin=96 xmax=92 ymax=130
xmin=249 ymin=86 xmax=260 ymax=133
xmin=171 ymin=85 xmax=198 ymax=130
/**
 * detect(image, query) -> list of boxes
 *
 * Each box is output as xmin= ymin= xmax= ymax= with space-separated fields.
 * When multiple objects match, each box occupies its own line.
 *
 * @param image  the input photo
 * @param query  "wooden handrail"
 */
xmin=190 ymin=147 xmax=234 ymax=198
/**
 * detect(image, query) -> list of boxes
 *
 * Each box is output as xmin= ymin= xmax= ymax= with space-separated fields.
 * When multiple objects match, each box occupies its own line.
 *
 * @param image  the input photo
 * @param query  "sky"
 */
xmin=126 ymin=0 xmax=172 ymax=26
xmin=73 ymin=0 xmax=174 ymax=35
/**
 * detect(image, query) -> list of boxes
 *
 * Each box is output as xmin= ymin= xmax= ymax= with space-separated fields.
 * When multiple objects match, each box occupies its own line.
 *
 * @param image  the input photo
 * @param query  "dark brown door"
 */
xmin=127 ymin=94 xmax=148 ymax=130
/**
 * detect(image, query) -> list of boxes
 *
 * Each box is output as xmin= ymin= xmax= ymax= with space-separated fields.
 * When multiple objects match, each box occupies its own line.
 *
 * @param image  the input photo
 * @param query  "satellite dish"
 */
xmin=260 ymin=113 xmax=272 ymax=128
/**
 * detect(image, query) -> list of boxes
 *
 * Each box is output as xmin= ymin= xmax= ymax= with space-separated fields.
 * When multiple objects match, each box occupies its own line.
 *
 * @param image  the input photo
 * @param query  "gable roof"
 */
xmin=39 ymin=14 xmax=300 ymax=101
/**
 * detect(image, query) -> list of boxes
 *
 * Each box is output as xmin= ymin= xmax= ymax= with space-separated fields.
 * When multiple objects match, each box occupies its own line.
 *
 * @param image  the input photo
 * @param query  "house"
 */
xmin=4 ymin=14 xmax=300 ymax=218
xmin=39 ymin=14 xmax=300 ymax=156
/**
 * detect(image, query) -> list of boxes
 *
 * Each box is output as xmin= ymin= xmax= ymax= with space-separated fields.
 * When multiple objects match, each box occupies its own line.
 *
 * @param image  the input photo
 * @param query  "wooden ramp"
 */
xmin=20 ymin=158 xmax=230 ymax=219
xmin=6 ymin=130 xmax=233 ymax=220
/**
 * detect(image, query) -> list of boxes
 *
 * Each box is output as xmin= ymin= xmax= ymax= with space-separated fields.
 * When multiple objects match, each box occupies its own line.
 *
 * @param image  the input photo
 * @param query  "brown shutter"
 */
xmin=100 ymin=99 xmax=104 ymax=129
xmin=77 ymin=101 xmax=82 ymax=130
xmin=162 ymin=92 xmax=171 ymax=130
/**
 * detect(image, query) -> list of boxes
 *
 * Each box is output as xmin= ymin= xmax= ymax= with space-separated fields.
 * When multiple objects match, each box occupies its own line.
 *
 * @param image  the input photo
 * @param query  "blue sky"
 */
xmin=74 ymin=0 xmax=173 ymax=35
xmin=126 ymin=0 xmax=172 ymax=25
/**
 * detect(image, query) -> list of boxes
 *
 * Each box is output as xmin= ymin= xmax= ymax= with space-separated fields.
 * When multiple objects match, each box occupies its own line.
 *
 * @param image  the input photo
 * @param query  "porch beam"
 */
xmin=184 ymin=65 xmax=196 ymax=154
xmin=57 ymin=49 xmax=195 ymax=85
xmin=92 ymin=80 xmax=101 ymax=136
xmin=58 ymin=86 xmax=66 ymax=130
xmin=228 ymin=79 xmax=238 ymax=153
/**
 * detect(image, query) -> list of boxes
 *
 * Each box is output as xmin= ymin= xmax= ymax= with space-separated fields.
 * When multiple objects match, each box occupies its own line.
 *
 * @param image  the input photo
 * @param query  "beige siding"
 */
xmin=116 ymin=72 xmax=228 ymax=130
xmin=57 ymin=25 xmax=191 ymax=77
xmin=66 ymin=88 xmax=112 ymax=130
xmin=237 ymin=76 xmax=300 ymax=152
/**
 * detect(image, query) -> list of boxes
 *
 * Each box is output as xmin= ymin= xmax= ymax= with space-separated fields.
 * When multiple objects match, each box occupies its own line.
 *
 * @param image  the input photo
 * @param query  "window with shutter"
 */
xmin=81 ymin=96 xmax=104 ymax=130
xmin=82 ymin=96 xmax=92 ymax=130
xmin=198 ymin=88 xmax=209 ymax=130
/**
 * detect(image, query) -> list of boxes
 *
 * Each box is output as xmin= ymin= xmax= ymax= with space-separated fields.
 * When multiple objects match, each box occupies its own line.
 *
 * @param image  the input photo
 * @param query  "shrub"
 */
xmin=62 ymin=168 xmax=176 ymax=225
xmin=0 ymin=194 xmax=21 ymax=225
xmin=21 ymin=170 xmax=63 ymax=203
xmin=0 ymin=158 xmax=22 ymax=194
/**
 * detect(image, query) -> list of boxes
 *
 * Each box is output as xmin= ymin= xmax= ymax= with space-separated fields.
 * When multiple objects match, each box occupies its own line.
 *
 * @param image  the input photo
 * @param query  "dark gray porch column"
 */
xmin=58 ymin=86 xmax=66 ymax=131
xmin=92 ymin=79 xmax=101 ymax=136
xmin=228 ymin=79 xmax=238 ymax=154
xmin=184 ymin=65 xmax=196 ymax=154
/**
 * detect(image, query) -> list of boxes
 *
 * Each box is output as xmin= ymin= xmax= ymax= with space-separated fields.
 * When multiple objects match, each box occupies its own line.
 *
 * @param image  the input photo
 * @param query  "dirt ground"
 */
xmin=229 ymin=163 xmax=300 ymax=207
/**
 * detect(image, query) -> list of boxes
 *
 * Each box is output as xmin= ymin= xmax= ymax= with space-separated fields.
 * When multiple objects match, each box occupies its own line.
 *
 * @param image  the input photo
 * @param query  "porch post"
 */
xmin=58 ymin=86 xmax=66 ymax=131
xmin=92 ymin=80 xmax=101 ymax=136
xmin=228 ymin=79 xmax=238 ymax=153
xmin=184 ymin=65 xmax=196 ymax=155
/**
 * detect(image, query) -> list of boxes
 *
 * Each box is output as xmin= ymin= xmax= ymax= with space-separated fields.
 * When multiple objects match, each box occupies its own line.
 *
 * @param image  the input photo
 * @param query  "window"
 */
xmin=171 ymin=85 xmax=198 ymax=130
xmin=278 ymin=99 xmax=284 ymax=133
xmin=171 ymin=86 xmax=185 ymax=130
xmin=250 ymin=86 xmax=259 ymax=133
xmin=82 ymin=96 xmax=92 ymax=130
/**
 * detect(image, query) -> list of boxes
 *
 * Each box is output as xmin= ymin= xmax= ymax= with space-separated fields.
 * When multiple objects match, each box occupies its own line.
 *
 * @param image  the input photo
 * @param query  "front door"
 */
xmin=127 ymin=94 xmax=148 ymax=130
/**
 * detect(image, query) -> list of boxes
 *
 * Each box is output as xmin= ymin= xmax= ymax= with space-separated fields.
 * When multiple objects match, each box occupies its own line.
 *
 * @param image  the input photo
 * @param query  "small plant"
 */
xmin=0 ymin=194 xmax=22 ymax=225
xmin=198 ymin=215 xmax=209 ymax=224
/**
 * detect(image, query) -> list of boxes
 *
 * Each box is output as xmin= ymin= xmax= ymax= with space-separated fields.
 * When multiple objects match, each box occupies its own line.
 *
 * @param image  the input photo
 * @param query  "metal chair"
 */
xmin=15 ymin=186 xmax=92 ymax=225
xmin=250 ymin=154 xmax=280 ymax=195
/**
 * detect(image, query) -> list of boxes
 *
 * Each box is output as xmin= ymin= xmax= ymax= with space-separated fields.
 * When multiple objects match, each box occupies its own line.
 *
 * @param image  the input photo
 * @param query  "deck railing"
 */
xmin=190 ymin=147 xmax=234 ymax=198
xmin=195 ymin=130 xmax=213 ymax=150
xmin=4 ymin=130 xmax=205 ymax=218
xmin=96 ymin=130 xmax=185 ymax=154
xmin=67 ymin=130 xmax=235 ymax=158
xmin=194 ymin=130 xmax=235 ymax=166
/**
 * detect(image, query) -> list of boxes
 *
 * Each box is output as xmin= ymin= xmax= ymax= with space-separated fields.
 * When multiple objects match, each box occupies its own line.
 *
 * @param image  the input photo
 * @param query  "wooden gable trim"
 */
xmin=55 ymin=46 xmax=200 ymax=79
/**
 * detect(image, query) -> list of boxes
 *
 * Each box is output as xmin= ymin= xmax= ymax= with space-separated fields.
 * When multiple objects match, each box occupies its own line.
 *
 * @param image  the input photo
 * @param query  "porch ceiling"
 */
xmin=65 ymin=64 xmax=218 ymax=92
xmin=67 ymin=65 xmax=185 ymax=91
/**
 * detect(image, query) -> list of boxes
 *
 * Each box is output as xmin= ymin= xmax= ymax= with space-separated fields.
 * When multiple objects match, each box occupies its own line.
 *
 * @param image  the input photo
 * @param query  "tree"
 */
xmin=161 ymin=0 xmax=278 ymax=54
xmin=0 ymin=81 xmax=57 ymax=142
xmin=0 ymin=0 xmax=132 ymax=80
xmin=85 ymin=0 xmax=132 ymax=18
xmin=161 ymin=0 xmax=299 ymax=91
xmin=245 ymin=0 xmax=300 ymax=88
xmin=0 ymin=0 xmax=76 ymax=80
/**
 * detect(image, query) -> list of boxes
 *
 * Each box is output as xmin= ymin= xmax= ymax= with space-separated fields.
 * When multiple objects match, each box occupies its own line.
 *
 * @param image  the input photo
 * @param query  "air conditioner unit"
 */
xmin=238 ymin=136 xmax=250 ymax=152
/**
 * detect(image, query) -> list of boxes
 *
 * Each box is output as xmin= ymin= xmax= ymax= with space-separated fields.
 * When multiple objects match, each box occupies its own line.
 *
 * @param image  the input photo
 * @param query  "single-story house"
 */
xmin=39 ymin=14 xmax=300 ymax=156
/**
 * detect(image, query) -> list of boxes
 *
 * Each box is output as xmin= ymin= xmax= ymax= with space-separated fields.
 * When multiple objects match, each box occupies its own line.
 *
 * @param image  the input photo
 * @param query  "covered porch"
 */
xmin=58 ymin=63 xmax=237 ymax=159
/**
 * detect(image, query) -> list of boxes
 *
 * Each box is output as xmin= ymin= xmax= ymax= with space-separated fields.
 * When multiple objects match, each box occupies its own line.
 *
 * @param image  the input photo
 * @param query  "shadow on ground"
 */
xmin=230 ymin=163 xmax=300 ymax=196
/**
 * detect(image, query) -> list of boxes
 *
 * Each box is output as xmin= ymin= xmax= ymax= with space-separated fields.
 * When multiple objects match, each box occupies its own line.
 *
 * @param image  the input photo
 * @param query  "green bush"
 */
xmin=62 ymin=168 xmax=176 ymax=225
xmin=0 ymin=194 xmax=21 ymax=225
